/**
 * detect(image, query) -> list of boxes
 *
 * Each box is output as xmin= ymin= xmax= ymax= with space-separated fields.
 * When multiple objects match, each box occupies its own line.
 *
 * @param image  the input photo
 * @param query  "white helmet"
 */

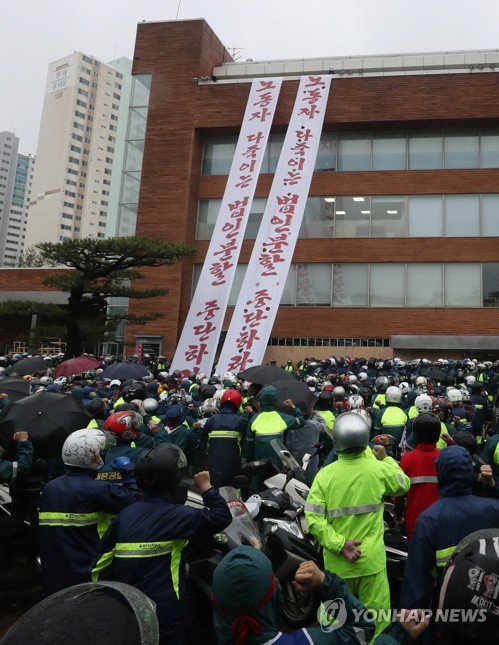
xmin=415 ymin=393 xmax=433 ymax=413
xmin=415 ymin=376 xmax=428 ymax=390
xmin=385 ymin=386 xmax=402 ymax=404
xmin=447 ymin=388 xmax=463 ymax=403
xmin=358 ymin=372 xmax=368 ymax=382
xmin=348 ymin=374 xmax=358 ymax=384
xmin=143 ymin=398 xmax=159 ymax=413
xmin=464 ymin=375 xmax=476 ymax=386
xmin=200 ymin=397 xmax=218 ymax=415
xmin=54 ymin=376 xmax=68 ymax=387
xmin=38 ymin=376 xmax=53 ymax=386
xmin=347 ymin=394 xmax=364 ymax=410
xmin=62 ymin=429 xmax=114 ymax=471
xmin=399 ymin=382 xmax=411 ymax=395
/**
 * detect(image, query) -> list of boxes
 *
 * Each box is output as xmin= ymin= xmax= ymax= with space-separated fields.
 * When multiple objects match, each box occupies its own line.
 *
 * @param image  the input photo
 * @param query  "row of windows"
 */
xmin=193 ymin=263 xmax=499 ymax=308
xmin=197 ymin=194 xmax=499 ymax=240
xmin=202 ymin=129 xmax=499 ymax=175
xmin=267 ymin=337 xmax=391 ymax=347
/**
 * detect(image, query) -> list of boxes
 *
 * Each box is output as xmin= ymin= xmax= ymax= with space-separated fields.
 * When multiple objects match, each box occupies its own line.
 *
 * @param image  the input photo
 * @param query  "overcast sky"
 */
xmin=2 ymin=0 xmax=499 ymax=154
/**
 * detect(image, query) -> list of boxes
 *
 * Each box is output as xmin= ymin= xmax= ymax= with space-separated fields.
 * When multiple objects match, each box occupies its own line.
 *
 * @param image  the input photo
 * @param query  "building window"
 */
xmin=444 ymin=131 xmax=480 ymax=169
xmin=444 ymin=263 xmax=481 ymax=307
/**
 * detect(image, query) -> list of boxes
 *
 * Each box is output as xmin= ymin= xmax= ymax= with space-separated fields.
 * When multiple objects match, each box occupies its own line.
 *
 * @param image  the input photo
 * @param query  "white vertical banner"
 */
xmin=218 ymin=75 xmax=331 ymax=374
xmin=171 ymin=78 xmax=283 ymax=375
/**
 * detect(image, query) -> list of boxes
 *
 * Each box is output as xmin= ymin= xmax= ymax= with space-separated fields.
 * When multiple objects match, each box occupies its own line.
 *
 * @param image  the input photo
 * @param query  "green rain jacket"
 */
xmin=305 ymin=450 xmax=410 ymax=579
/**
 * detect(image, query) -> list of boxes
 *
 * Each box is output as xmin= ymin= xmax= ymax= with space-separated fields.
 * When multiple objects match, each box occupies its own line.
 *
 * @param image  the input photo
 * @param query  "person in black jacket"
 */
xmin=92 ymin=444 xmax=231 ymax=645
xmin=198 ymin=389 xmax=246 ymax=486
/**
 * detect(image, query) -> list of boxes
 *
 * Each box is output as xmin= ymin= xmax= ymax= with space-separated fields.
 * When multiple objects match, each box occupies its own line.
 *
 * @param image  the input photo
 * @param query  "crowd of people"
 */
xmin=0 ymin=351 xmax=499 ymax=644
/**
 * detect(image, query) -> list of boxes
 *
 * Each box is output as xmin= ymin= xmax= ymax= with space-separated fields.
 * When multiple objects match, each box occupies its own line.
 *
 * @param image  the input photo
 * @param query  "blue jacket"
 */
xmin=38 ymin=466 xmax=141 ymax=596
xmin=400 ymin=446 xmax=499 ymax=609
xmin=92 ymin=487 xmax=231 ymax=640
xmin=199 ymin=405 xmax=247 ymax=486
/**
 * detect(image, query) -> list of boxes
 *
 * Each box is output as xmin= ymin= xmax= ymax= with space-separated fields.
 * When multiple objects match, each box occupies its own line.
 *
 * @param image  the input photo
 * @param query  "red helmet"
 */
xmin=220 ymin=389 xmax=242 ymax=410
xmin=103 ymin=411 xmax=142 ymax=442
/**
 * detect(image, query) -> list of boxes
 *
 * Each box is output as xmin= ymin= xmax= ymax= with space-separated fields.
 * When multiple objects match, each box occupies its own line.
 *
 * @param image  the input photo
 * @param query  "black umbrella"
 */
xmin=420 ymin=367 xmax=448 ymax=382
xmin=255 ymin=378 xmax=317 ymax=414
xmin=0 ymin=376 xmax=31 ymax=403
xmin=5 ymin=356 xmax=49 ymax=376
xmin=238 ymin=364 xmax=296 ymax=386
xmin=0 ymin=391 xmax=91 ymax=459
xmin=101 ymin=362 xmax=151 ymax=381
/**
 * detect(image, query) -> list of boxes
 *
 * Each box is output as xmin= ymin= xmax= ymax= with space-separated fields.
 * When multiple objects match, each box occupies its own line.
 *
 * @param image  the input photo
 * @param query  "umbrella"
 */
xmin=5 ymin=356 xmax=49 ymax=376
xmin=255 ymin=378 xmax=317 ymax=414
xmin=0 ymin=391 xmax=91 ymax=459
xmin=0 ymin=376 xmax=31 ymax=403
xmin=420 ymin=367 xmax=448 ymax=382
xmin=101 ymin=362 xmax=151 ymax=381
xmin=238 ymin=364 xmax=296 ymax=386
xmin=52 ymin=356 xmax=101 ymax=378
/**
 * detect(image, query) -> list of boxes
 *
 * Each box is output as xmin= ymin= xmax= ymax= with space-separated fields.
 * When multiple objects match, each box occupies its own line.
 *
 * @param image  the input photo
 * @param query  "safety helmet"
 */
xmin=220 ymin=389 xmax=243 ymax=410
xmin=135 ymin=444 xmax=187 ymax=492
xmin=142 ymin=398 xmax=159 ymax=413
xmin=347 ymin=374 xmax=358 ymax=384
xmin=122 ymin=380 xmax=147 ymax=402
xmin=385 ymin=386 xmax=402 ymax=404
xmin=415 ymin=376 xmax=428 ymax=390
xmin=306 ymin=375 xmax=317 ymax=386
xmin=332 ymin=411 xmax=370 ymax=452
xmin=415 ymin=393 xmax=433 ymax=413
xmin=351 ymin=408 xmax=372 ymax=430
xmin=447 ymin=388 xmax=463 ymax=404
xmin=38 ymin=376 xmax=53 ymax=386
xmin=200 ymin=397 xmax=218 ymax=415
xmin=438 ymin=529 xmax=499 ymax=641
xmin=346 ymin=394 xmax=364 ymax=410
xmin=62 ymin=428 xmax=114 ymax=471
xmin=358 ymin=372 xmax=368 ymax=382
xmin=375 ymin=376 xmax=389 ymax=392
xmin=200 ymin=398 xmax=218 ymax=415
xmin=399 ymin=382 xmax=411 ymax=395
xmin=54 ymin=376 xmax=68 ymax=387
xmin=464 ymin=375 xmax=476 ymax=386
xmin=332 ymin=386 xmax=346 ymax=401
xmin=103 ymin=411 xmax=142 ymax=441
xmin=413 ymin=412 xmax=441 ymax=444
xmin=432 ymin=396 xmax=452 ymax=422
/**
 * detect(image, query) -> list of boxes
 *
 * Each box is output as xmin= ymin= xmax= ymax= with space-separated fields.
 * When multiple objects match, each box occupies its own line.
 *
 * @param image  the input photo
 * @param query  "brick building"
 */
xmin=2 ymin=19 xmax=499 ymax=363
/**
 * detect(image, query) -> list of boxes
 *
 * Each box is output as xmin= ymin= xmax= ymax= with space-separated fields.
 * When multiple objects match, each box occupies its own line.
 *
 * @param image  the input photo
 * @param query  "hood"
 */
xmin=436 ymin=445 xmax=473 ymax=497
xmin=259 ymin=385 xmax=278 ymax=409
xmin=213 ymin=546 xmax=278 ymax=645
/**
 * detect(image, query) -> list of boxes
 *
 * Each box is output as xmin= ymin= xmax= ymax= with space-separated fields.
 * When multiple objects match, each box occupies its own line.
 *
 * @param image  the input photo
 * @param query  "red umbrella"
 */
xmin=52 ymin=356 xmax=101 ymax=378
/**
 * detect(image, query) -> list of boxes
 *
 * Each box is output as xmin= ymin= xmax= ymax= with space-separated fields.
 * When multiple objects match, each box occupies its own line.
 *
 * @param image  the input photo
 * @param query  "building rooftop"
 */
xmin=207 ymin=49 xmax=499 ymax=83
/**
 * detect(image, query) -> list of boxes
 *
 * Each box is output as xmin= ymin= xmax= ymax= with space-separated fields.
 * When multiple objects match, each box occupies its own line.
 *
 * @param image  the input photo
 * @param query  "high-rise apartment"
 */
xmin=0 ymin=132 xmax=35 ymax=265
xmin=25 ymin=53 xmax=131 ymax=247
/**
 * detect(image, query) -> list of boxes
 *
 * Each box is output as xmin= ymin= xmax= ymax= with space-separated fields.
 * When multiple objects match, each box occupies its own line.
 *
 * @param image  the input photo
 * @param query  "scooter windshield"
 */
xmin=270 ymin=438 xmax=307 ymax=479
xmin=219 ymin=486 xmax=263 ymax=550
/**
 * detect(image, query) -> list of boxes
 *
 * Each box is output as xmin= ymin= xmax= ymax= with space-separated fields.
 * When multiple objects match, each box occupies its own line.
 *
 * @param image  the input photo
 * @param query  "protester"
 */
xmin=92 ymin=444 xmax=232 ymax=644
xmin=305 ymin=412 xmax=410 ymax=636
xmin=38 ymin=428 xmax=140 ymax=596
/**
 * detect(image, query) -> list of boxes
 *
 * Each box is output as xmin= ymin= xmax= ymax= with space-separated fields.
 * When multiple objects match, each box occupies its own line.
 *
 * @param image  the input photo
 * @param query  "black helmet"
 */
xmin=172 ymin=370 xmax=182 ymax=380
xmin=438 ymin=529 xmax=499 ymax=642
xmin=413 ymin=413 xmax=441 ymax=444
xmin=122 ymin=380 xmax=147 ymax=402
xmin=135 ymin=444 xmax=187 ymax=492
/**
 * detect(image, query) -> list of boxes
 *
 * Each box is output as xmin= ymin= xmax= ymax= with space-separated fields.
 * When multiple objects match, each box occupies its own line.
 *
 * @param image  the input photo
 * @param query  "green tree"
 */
xmin=1 ymin=237 xmax=195 ymax=358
